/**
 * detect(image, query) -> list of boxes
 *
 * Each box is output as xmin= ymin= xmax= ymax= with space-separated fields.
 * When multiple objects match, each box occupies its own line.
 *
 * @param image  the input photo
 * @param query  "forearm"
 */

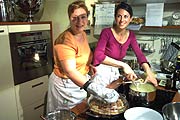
xmin=141 ymin=63 xmax=151 ymax=73
xmin=65 ymin=69 xmax=88 ymax=87
xmin=102 ymin=56 xmax=125 ymax=68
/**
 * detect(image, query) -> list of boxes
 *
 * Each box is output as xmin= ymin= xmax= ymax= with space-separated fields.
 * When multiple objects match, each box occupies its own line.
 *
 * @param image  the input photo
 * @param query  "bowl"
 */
xmin=45 ymin=109 xmax=76 ymax=120
xmin=162 ymin=102 xmax=180 ymax=120
xmin=124 ymin=107 xmax=163 ymax=120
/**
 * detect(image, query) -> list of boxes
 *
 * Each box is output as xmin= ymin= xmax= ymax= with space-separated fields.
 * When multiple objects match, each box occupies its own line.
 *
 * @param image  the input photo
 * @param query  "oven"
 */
xmin=8 ymin=23 xmax=53 ymax=85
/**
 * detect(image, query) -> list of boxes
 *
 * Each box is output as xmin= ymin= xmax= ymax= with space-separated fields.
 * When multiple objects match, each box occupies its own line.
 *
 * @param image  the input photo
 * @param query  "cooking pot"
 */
xmin=87 ymin=93 xmax=129 ymax=118
xmin=162 ymin=102 xmax=180 ymax=120
xmin=128 ymin=82 xmax=156 ymax=106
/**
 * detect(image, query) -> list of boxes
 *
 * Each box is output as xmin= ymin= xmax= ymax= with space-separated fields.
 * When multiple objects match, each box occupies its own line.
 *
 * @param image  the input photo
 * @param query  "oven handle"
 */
xmin=0 ymin=30 xmax=5 ymax=33
xmin=34 ymin=103 xmax=44 ymax=110
xmin=32 ymin=82 xmax=44 ymax=88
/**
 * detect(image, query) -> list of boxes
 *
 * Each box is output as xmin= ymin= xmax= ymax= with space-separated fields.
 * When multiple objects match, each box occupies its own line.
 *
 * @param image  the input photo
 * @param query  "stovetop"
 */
xmin=84 ymin=86 xmax=176 ymax=120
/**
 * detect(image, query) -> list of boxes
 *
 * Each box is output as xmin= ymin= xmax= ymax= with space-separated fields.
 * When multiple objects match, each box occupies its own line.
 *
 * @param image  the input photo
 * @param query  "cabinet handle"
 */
xmin=32 ymin=82 xmax=43 ymax=88
xmin=0 ymin=30 xmax=4 ymax=33
xmin=34 ymin=103 xmax=44 ymax=110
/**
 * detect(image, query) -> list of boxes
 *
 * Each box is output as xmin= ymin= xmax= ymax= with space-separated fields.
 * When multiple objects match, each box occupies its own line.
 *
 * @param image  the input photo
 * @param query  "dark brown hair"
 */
xmin=68 ymin=0 xmax=89 ymax=18
xmin=115 ymin=2 xmax=133 ymax=18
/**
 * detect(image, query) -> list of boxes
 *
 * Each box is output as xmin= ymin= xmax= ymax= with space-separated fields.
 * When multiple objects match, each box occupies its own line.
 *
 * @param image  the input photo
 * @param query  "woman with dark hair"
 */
xmin=46 ymin=0 xmax=119 ymax=114
xmin=93 ymin=2 xmax=157 ymax=86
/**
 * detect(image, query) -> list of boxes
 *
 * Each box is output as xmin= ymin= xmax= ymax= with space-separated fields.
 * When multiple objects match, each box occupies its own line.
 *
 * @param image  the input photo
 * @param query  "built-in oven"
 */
xmin=8 ymin=23 xmax=53 ymax=85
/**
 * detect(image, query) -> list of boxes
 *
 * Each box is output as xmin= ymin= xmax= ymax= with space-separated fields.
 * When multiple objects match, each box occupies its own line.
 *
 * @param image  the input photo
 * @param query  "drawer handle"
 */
xmin=0 ymin=30 xmax=4 ymax=33
xmin=34 ymin=103 xmax=44 ymax=110
xmin=32 ymin=82 xmax=44 ymax=88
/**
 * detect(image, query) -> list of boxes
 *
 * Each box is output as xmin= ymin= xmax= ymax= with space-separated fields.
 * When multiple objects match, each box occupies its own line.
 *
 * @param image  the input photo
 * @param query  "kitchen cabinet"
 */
xmin=0 ymin=22 xmax=51 ymax=120
xmin=0 ymin=26 xmax=18 ymax=120
xmin=15 ymin=75 xmax=48 ymax=120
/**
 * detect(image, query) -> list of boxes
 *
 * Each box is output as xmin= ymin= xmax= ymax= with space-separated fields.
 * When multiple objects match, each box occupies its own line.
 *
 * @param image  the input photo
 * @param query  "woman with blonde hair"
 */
xmin=46 ymin=0 xmax=119 ymax=114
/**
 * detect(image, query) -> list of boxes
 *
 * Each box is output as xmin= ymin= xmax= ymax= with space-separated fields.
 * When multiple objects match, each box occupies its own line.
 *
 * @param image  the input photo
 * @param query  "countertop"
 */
xmin=71 ymin=79 xmax=180 ymax=119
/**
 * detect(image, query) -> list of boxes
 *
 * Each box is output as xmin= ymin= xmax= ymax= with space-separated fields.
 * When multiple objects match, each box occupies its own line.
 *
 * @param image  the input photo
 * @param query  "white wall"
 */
xmin=40 ymin=0 xmax=75 ymax=40
xmin=40 ymin=0 xmax=98 ymax=43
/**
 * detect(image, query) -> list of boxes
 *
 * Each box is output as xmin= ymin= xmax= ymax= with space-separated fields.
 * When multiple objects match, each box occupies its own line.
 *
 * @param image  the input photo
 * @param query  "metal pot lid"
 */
xmin=129 ymin=82 xmax=156 ymax=93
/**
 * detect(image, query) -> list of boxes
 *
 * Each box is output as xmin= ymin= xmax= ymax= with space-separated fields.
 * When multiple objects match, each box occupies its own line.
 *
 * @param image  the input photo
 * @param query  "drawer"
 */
xmin=17 ymin=99 xmax=45 ymax=120
xmin=15 ymin=75 xmax=48 ymax=110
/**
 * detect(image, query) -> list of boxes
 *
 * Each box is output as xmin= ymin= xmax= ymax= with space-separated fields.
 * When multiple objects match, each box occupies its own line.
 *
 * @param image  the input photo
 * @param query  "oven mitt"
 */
xmin=82 ymin=80 xmax=119 ymax=103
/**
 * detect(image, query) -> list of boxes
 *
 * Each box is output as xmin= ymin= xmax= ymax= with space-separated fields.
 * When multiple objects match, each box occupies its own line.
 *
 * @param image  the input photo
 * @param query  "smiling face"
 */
xmin=69 ymin=8 xmax=88 ymax=34
xmin=115 ymin=8 xmax=132 ymax=29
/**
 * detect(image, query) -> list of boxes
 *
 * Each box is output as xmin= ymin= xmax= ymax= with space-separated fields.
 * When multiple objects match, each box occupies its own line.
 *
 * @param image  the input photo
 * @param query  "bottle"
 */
xmin=172 ymin=54 xmax=180 ymax=91
xmin=165 ymin=75 xmax=173 ymax=90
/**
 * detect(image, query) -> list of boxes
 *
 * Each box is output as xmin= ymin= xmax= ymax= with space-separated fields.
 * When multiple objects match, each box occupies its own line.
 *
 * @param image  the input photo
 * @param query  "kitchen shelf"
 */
xmin=128 ymin=1 xmax=180 ymax=36
xmin=143 ymin=26 xmax=180 ymax=29
xmin=127 ymin=0 xmax=180 ymax=5
xmin=91 ymin=1 xmax=180 ymax=36
xmin=134 ymin=25 xmax=180 ymax=35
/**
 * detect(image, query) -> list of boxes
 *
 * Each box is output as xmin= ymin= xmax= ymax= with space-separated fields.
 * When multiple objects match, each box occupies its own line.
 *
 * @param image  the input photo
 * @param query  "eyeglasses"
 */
xmin=71 ymin=14 xmax=88 ymax=22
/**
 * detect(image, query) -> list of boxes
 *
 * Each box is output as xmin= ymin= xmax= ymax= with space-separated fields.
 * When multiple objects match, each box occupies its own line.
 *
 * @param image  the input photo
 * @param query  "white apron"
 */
xmin=46 ymin=72 xmax=88 ymax=114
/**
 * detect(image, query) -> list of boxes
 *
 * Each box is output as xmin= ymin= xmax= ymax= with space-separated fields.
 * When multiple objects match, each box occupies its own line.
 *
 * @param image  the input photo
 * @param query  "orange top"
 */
xmin=53 ymin=29 xmax=92 ymax=78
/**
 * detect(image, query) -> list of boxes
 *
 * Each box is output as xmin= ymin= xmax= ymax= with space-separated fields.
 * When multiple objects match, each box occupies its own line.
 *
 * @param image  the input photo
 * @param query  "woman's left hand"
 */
xmin=145 ymin=71 xmax=158 ymax=86
xmin=141 ymin=63 xmax=158 ymax=86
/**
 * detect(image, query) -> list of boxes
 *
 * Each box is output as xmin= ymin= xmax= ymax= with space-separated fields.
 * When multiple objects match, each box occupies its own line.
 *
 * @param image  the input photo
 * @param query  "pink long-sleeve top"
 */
xmin=93 ymin=27 xmax=148 ymax=66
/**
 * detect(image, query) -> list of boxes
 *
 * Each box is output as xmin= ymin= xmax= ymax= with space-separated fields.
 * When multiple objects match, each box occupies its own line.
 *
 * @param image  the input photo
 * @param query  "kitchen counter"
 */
xmin=71 ymin=79 xmax=180 ymax=120
xmin=172 ymin=91 xmax=180 ymax=102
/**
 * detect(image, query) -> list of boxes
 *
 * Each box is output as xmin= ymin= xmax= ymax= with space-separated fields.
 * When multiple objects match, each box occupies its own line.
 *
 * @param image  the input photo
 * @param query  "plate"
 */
xmin=124 ymin=107 xmax=163 ymax=120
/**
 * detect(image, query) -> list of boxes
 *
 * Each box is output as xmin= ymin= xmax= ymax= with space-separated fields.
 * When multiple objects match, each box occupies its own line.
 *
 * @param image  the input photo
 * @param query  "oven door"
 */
xmin=9 ymin=30 xmax=53 ymax=85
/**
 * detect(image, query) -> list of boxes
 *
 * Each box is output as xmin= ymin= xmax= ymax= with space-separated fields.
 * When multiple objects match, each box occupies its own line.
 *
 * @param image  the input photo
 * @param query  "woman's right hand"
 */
xmin=122 ymin=63 xmax=137 ymax=80
xmin=86 ymin=82 xmax=119 ymax=103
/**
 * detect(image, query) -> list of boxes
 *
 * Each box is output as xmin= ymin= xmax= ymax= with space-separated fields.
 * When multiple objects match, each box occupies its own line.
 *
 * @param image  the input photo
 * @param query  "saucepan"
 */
xmin=162 ymin=102 xmax=180 ymax=120
xmin=128 ymin=82 xmax=156 ymax=106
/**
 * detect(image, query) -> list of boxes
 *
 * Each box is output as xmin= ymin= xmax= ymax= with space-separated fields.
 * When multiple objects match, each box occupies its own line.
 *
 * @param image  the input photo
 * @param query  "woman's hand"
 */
xmin=89 ymin=64 xmax=97 ymax=78
xmin=141 ymin=63 xmax=158 ymax=86
xmin=145 ymin=71 xmax=158 ymax=86
xmin=122 ymin=63 xmax=137 ymax=80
